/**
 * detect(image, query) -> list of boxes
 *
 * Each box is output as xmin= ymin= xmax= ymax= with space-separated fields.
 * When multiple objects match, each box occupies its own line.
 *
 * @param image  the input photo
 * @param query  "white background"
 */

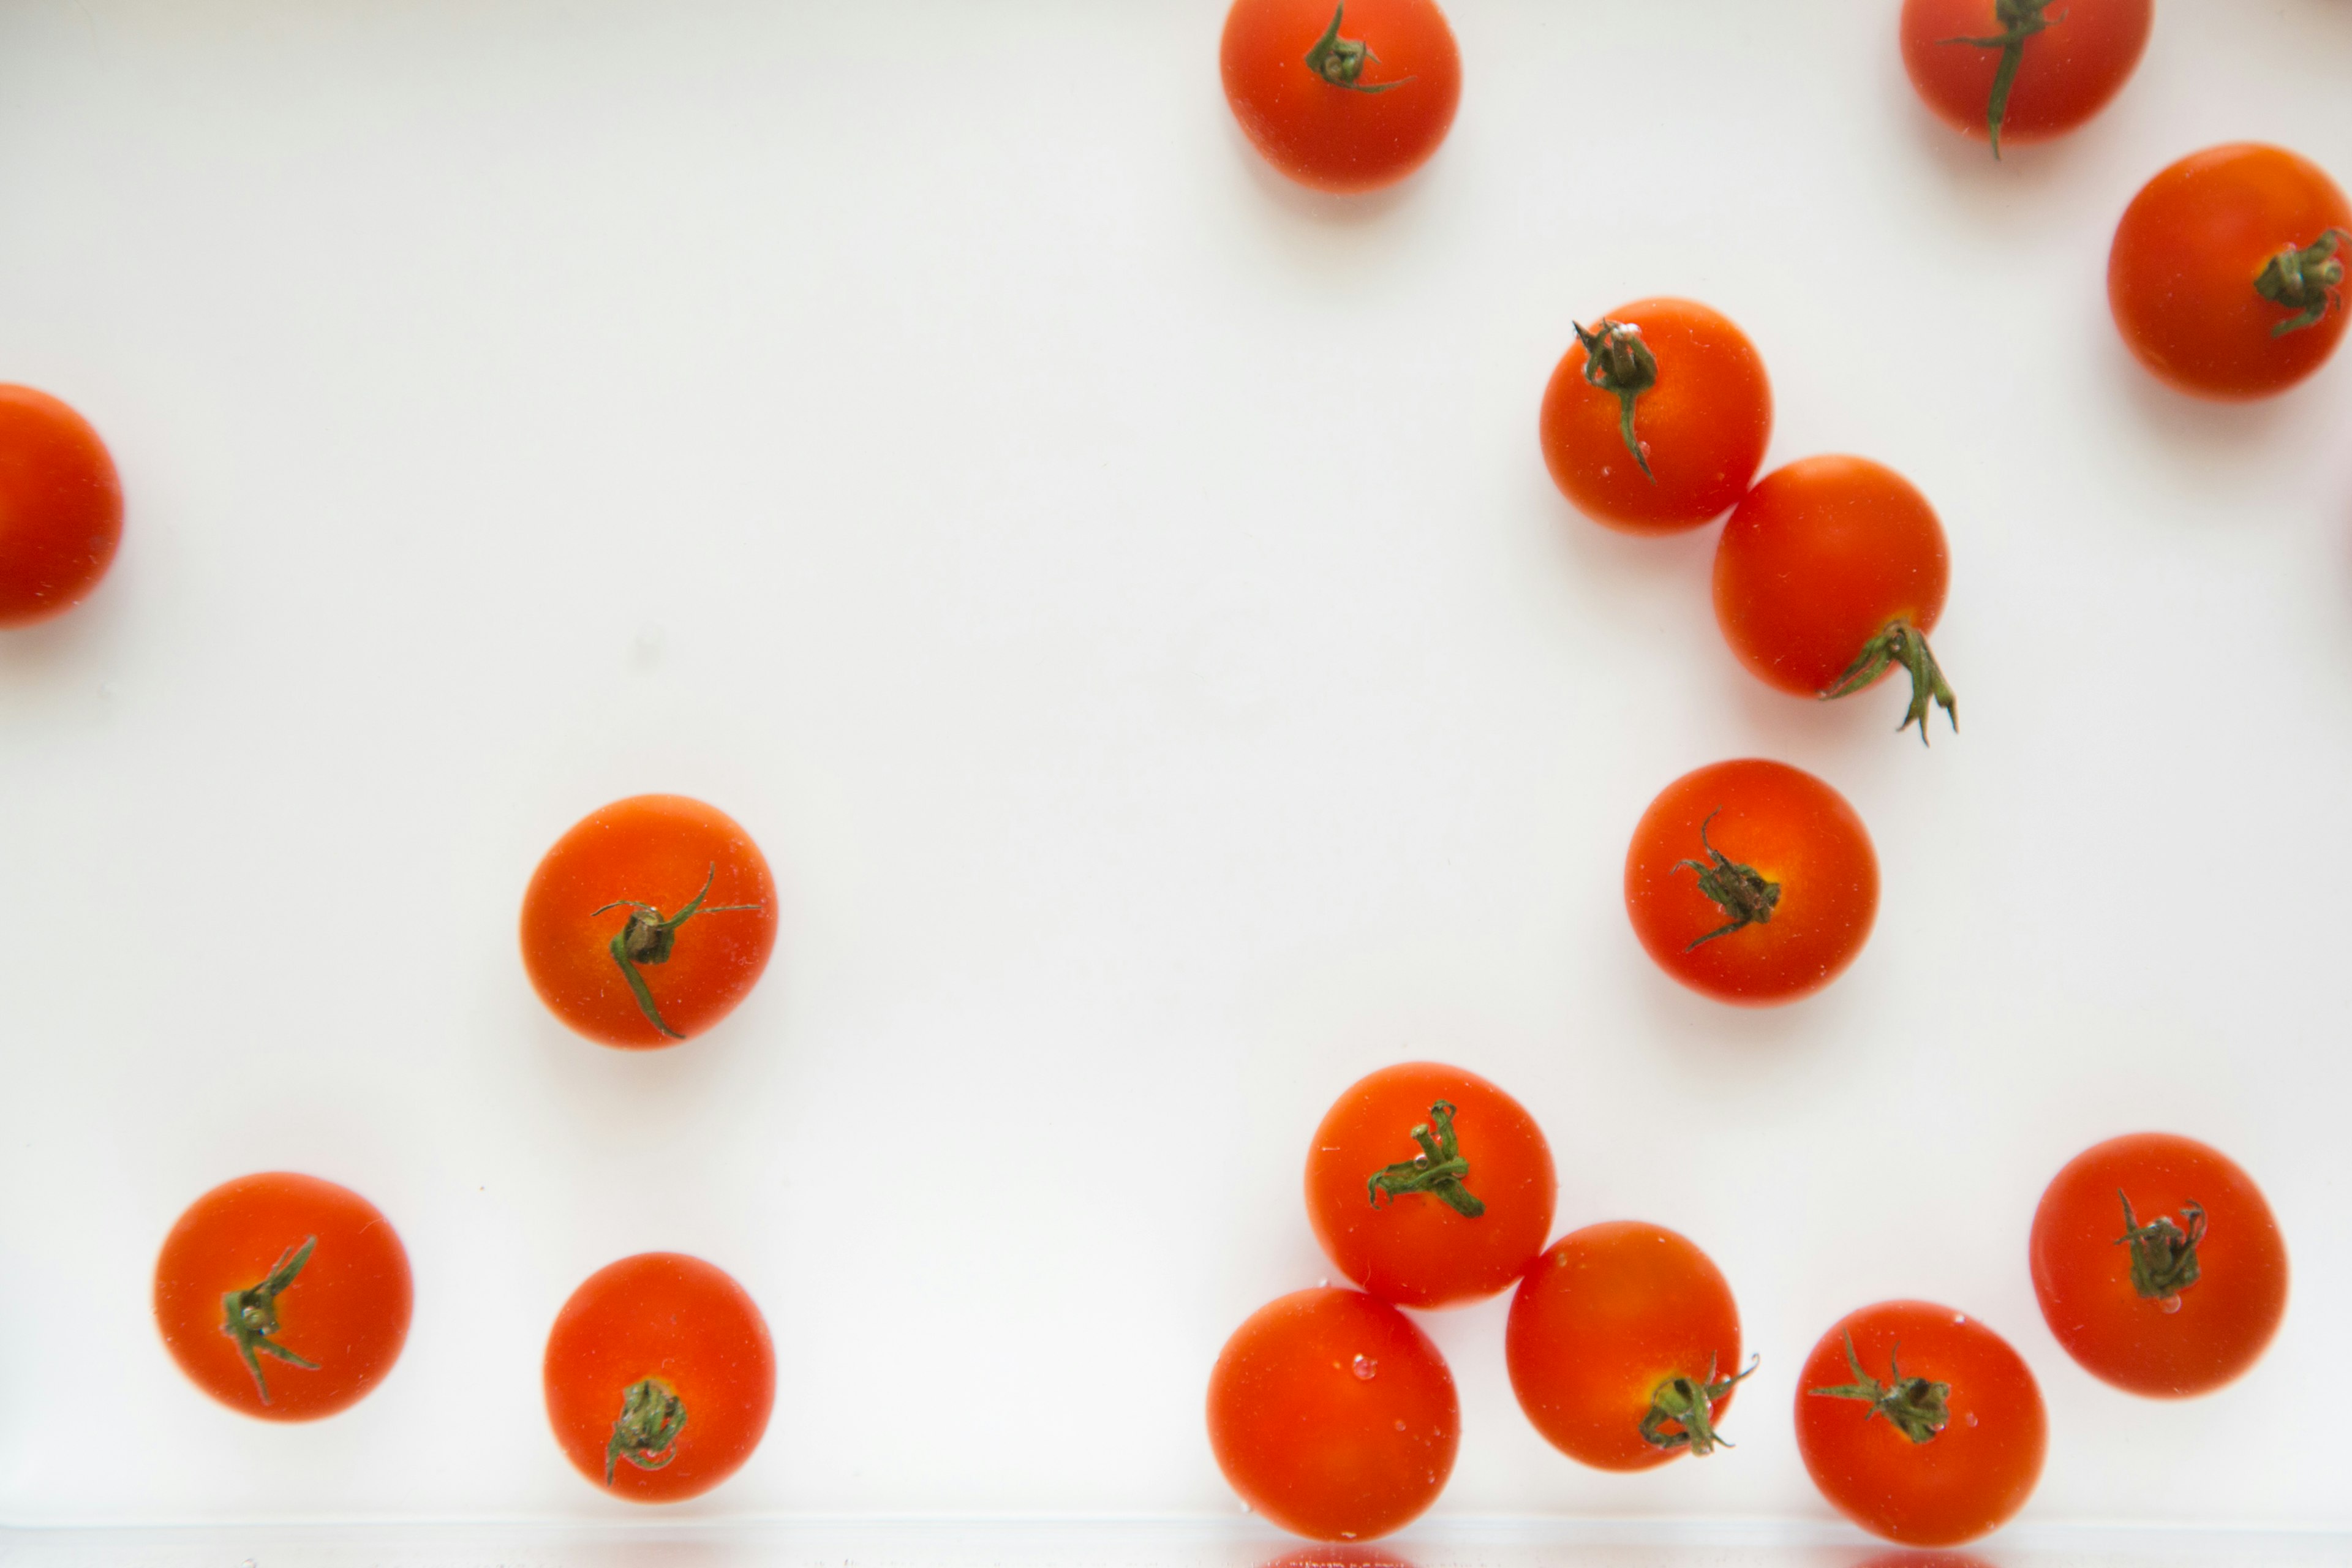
xmin=1 ymin=0 xmax=2348 ymax=1540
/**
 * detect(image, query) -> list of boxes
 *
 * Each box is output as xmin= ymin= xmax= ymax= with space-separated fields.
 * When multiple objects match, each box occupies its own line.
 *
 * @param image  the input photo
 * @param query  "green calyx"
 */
xmin=1938 ymin=0 xmax=2060 ymax=160
xmin=1821 ymin=618 xmax=1958 ymax=745
xmin=1574 ymin=319 xmax=1659 ymax=483
xmin=1808 ymin=1330 xmax=1951 ymax=1445
xmin=2116 ymin=1189 xmax=2206 ymax=1304
xmin=1304 ymin=2 xmax=1409 ymax=94
xmin=1673 ymin=809 xmax=1780 ymax=952
xmin=2255 ymin=227 xmax=2350 ymax=337
xmin=594 ymin=862 xmax=763 ymax=1040
xmin=1640 ymin=1353 xmax=1759 ymax=1457
xmin=606 ymin=1377 xmax=690 ymax=1485
xmin=221 ymin=1236 xmax=320 ymax=1405
xmin=1366 ymin=1099 xmax=1485 ymax=1218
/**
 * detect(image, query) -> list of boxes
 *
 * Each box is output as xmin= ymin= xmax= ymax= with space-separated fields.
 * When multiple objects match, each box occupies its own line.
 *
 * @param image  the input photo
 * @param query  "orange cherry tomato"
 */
xmin=2029 ymin=1132 xmax=2288 ymax=1398
xmin=1899 ymin=0 xmax=2150 ymax=158
xmin=1539 ymin=299 xmax=1773 ymax=535
xmin=153 ymin=1172 xmax=412 ymax=1422
xmin=520 ymin=794 xmax=778 ymax=1049
xmin=2109 ymin=143 xmax=2352 ymax=400
xmin=1714 ymin=455 xmax=1955 ymax=742
xmin=0 ymin=385 xmax=123 ymax=627
xmin=1206 ymin=1286 xmax=1460 ymax=1542
xmin=543 ymin=1252 xmax=776 ymax=1503
xmin=1506 ymin=1221 xmax=1750 ymax=1472
xmin=1623 ymin=759 xmax=1879 ymax=1007
xmin=1219 ymin=0 xmax=1461 ymax=195
xmin=1305 ymin=1062 xmax=1556 ymax=1310
xmin=1795 ymin=1302 xmax=2046 ymax=1547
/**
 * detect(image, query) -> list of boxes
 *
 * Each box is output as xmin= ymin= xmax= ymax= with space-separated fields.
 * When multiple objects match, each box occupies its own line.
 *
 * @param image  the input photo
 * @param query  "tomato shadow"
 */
xmin=0 ymin=567 xmax=134 ymax=709
xmin=1260 ymin=1546 xmax=1419 ymax=1568
xmin=1856 ymin=1551 xmax=1996 ymax=1568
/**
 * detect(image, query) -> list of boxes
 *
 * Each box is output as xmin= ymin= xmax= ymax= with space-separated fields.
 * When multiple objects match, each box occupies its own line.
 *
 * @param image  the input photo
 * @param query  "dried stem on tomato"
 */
xmin=1304 ymin=2 xmax=1410 ymax=93
xmin=1937 ymin=0 xmax=2060 ymax=159
xmin=1673 ymin=809 xmax=1779 ymax=951
xmin=2116 ymin=1190 xmax=2206 ymax=1305
xmin=2255 ymin=228 xmax=2349 ymax=337
xmin=1808 ymin=1330 xmax=1951 ymax=1444
xmin=221 ymin=1235 xmax=320 ymax=1404
xmin=1820 ymin=618 xmax=1957 ymax=745
xmin=593 ymin=863 xmax=764 ymax=1039
xmin=606 ymin=1376 xmax=690 ymax=1484
xmin=1640 ymin=1353 xmax=1758 ymax=1457
xmin=1365 ymin=1099 xmax=1485 ymax=1218
xmin=1574 ymin=319 xmax=1659 ymax=482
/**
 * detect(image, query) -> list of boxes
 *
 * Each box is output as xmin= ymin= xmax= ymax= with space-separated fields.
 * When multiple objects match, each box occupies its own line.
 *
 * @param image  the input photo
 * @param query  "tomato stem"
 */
xmin=2116 ymin=1190 xmax=2206 ymax=1305
xmin=1820 ymin=617 xmax=1956 ymax=745
xmin=592 ymin=863 xmax=764 ymax=1040
xmin=2255 ymin=228 xmax=2350 ymax=337
xmin=1574 ymin=319 xmax=1658 ymax=483
xmin=1304 ymin=2 xmax=1410 ymax=94
xmin=220 ymin=1235 xmax=320 ymax=1406
xmin=1937 ymin=0 xmax=2059 ymax=160
xmin=606 ymin=1377 xmax=690 ymax=1485
xmin=1365 ymin=1099 xmax=1485 ymax=1218
xmin=1673 ymin=809 xmax=1780 ymax=951
xmin=1807 ymin=1330 xmax=1950 ymax=1445
xmin=1640 ymin=1353 xmax=1758 ymax=1457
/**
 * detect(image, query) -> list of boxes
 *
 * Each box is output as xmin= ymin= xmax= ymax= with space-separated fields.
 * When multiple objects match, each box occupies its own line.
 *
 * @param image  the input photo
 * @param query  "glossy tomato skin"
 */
xmin=2109 ymin=144 xmax=2352 ymax=399
xmin=1540 ymin=299 xmax=1773 ymax=535
xmin=0 ymin=385 xmax=123 ymax=627
xmin=153 ymin=1172 xmax=413 ymax=1422
xmin=1624 ymin=759 xmax=1879 ymax=1006
xmin=545 ymin=1252 xmax=777 ymax=1503
xmin=1714 ymin=456 xmax=1949 ymax=699
xmin=1506 ymin=1222 xmax=1743 ymax=1472
xmin=520 ymin=794 xmax=778 ymax=1049
xmin=1220 ymin=0 xmax=1461 ymax=194
xmin=1306 ymin=1062 xmax=1556 ymax=1310
xmin=1207 ymin=1287 xmax=1460 ymax=1541
xmin=2030 ymin=1133 xmax=2287 ymax=1397
xmin=1796 ymin=1302 xmax=2046 ymax=1547
xmin=1899 ymin=0 xmax=2150 ymax=151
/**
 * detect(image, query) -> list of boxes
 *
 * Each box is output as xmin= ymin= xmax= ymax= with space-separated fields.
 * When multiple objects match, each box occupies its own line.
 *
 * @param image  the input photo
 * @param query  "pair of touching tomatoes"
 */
xmin=1900 ymin=0 xmax=2151 ymax=159
xmin=1219 ymin=0 xmax=1460 ymax=194
xmin=0 ymin=384 xmax=122 ymax=628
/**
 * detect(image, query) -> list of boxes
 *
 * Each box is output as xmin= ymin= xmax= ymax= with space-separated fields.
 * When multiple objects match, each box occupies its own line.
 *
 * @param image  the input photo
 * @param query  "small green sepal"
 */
xmin=221 ymin=1235 xmax=321 ymax=1405
xmin=1673 ymin=809 xmax=1780 ymax=951
xmin=1366 ymin=1099 xmax=1485 ymax=1218
xmin=2116 ymin=1189 xmax=2206 ymax=1304
xmin=593 ymin=862 xmax=764 ymax=1040
xmin=1574 ymin=318 xmax=1659 ymax=482
xmin=1640 ymin=1353 xmax=1759 ymax=1457
xmin=606 ymin=1377 xmax=690 ymax=1485
xmin=2255 ymin=227 xmax=2350 ymax=337
xmin=1304 ymin=2 xmax=1409 ymax=94
xmin=1937 ymin=0 xmax=2060 ymax=160
xmin=1820 ymin=617 xmax=1957 ymax=745
xmin=1807 ymin=1330 xmax=1951 ymax=1445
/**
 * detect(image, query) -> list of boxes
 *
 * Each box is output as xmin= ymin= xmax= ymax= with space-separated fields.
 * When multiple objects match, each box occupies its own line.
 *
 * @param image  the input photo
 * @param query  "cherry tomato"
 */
xmin=544 ymin=1252 xmax=776 ymax=1502
xmin=1899 ymin=0 xmax=2150 ymax=159
xmin=520 ymin=794 xmax=778 ymax=1049
xmin=153 ymin=1172 xmax=412 ymax=1422
xmin=1623 ymin=759 xmax=1879 ymax=1007
xmin=1714 ymin=455 xmax=1955 ymax=743
xmin=1219 ymin=0 xmax=1461 ymax=195
xmin=1506 ymin=1221 xmax=1751 ymax=1472
xmin=2109 ymin=144 xmax=2352 ymax=400
xmin=1207 ymin=1286 xmax=1460 ymax=1542
xmin=2029 ymin=1132 xmax=2287 ymax=1398
xmin=1796 ymin=1302 xmax=2046 ymax=1547
xmin=1539 ymin=300 xmax=1773 ymax=535
xmin=1305 ymin=1062 xmax=1555 ymax=1310
xmin=0 ymin=385 xmax=123 ymax=627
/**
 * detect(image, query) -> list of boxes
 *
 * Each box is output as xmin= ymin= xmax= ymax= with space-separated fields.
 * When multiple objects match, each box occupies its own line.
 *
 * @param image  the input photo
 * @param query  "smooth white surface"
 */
xmin=1 ymin=0 xmax=2348 ymax=1536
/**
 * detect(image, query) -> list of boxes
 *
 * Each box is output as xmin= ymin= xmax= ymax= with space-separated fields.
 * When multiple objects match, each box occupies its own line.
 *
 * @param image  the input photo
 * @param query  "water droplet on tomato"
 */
xmin=2160 ymin=1295 xmax=2183 ymax=1314
xmin=1967 ymin=1412 xmax=1980 ymax=1428
xmin=1394 ymin=1418 xmax=1407 ymax=1431
xmin=1317 ymin=1278 xmax=1330 ymax=1289
xmin=1352 ymin=1354 xmax=1378 ymax=1381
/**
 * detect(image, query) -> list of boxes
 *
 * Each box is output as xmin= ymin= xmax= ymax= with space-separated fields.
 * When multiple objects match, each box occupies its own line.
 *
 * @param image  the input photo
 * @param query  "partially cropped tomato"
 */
xmin=1539 ymin=299 xmax=1773 ymax=535
xmin=520 ymin=794 xmax=777 ymax=1049
xmin=0 ymin=385 xmax=122 ymax=627
xmin=1623 ymin=759 xmax=1879 ymax=1007
xmin=545 ymin=1252 xmax=776 ymax=1502
xmin=1220 ymin=0 xmax=1461 ymax=194
xmin=2029 ymin=1132 xmax=2287 ymax=1398
xmin=2109 ymin=144 xmax=2351 ymax=400
xmin=1305 ymin=1062 xmax=1555 ymax=1310
xmin=1899 ymin=0 xmax=2150 ymax=158
xmin=1715 ymin=456 xmax=1955 ymax=743
xmin=153 ymin=1172 xmax=412 ymax=1421
xmin=1796 ymin=1302 xmax=2046 ymax=1547
xmin=1506 ymin=1221 xmax=1751 ymax=1472
xmin=1207 ymin=1287 xmax=1460 ymax=1541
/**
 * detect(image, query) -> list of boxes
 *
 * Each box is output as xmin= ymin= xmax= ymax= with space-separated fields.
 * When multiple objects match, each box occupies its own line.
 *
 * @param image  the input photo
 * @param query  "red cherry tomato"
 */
xmin=1795 ymin=1302 xmax=2047 ymax=1547
xmin=520 ymin=794 xmax=778 ymax=1049
xmin=1305 ymin=1062 xmax=1556 ymax=1310
xmin=1539 ymin=299 xmax=1773 ymax=535
xmin=1899 ymin=0 xmax=2150 ymax=158
xmin=1219 ymin=0 xmax=1461 ymax=195
xmin=1623 ymin=759 xmax=1879 ymax=1007
xmin=1714 ymin=455 xmax=1956 ymax=743
xmin=2109 ymin=143 xmax=2352 ymax=400
xmin=2029 ymin=1132 xmax=2288 ymax=1398
xmin=1206 ymin=1287 xmax=1460 ymax=1542
xmin=543 ymin=1252 xmax=776 ymax=1503
xmin=1506 ymin=1221 xmax=1750 ymax=1472
xmin=0 ymin=385 xmax=123 ymax=627
xmin=153 ymin=1172 xmax=412 ymax=1422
